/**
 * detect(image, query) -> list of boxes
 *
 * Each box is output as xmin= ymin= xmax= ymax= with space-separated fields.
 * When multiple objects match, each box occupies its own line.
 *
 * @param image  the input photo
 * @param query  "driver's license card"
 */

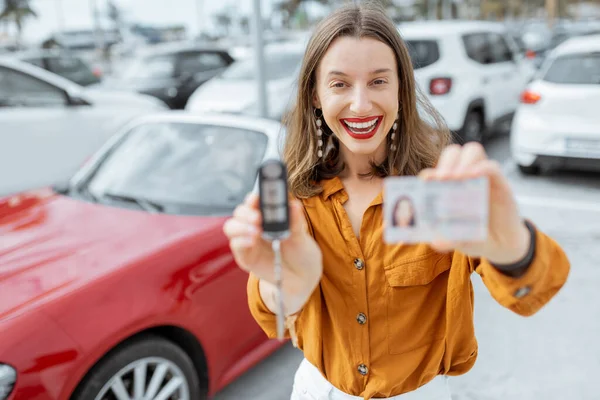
xmin=383 ymin=176 xmax=489 ymax=243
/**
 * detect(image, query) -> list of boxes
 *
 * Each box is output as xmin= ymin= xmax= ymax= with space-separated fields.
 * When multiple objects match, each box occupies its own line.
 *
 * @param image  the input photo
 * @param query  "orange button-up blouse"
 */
xmin=247 ymin=177 xmax=570 ymax=399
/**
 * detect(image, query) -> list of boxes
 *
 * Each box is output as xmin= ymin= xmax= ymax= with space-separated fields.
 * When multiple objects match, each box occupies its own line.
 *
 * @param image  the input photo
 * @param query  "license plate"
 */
xmin=566 ymin=138 xmax=600 ymax=154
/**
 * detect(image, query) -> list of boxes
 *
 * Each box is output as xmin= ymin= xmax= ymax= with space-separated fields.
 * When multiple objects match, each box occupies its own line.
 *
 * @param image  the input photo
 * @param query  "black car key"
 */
xmin=258 ymin=159 xmax=290 ymax=341
xmin=259 ymin=159 xmax=290 ymax=240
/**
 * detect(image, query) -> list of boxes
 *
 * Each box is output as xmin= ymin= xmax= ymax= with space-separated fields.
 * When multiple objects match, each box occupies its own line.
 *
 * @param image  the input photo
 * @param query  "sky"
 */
xmin=20 ymin=0 xmax=279 ymax=43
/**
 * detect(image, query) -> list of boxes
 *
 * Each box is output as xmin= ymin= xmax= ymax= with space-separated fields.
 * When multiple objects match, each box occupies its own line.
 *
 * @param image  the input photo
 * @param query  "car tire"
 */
xmin=459 ymin=110 xmax=484 ymax=144
xmin=517 ymin=163 xmax=541 ymax=175
xmin=72 ymin=335 xmax=202 ymax=400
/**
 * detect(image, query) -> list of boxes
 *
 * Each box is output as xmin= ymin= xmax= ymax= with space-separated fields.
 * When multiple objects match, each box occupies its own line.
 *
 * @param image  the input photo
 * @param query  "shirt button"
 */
xmin=356 ymin=313 xmax=367 ymax=325
xmin=514 ymin=286 xmax=531 ymax=298
xmin=357 ymin=364 xmax=368 ymax=376
xmin=354 ymin=258 xmax=364 ymax=270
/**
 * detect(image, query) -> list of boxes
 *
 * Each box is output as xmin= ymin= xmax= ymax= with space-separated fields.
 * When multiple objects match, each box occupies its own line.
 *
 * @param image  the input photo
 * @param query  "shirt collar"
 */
xmin=320 ymin=177 xmax=345 ymax=201
xmin=319 ymin=176 xmax=383 ymax=206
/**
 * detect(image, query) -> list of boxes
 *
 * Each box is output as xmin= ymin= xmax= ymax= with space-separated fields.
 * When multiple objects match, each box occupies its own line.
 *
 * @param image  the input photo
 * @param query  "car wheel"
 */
xmin=459 ymin=110 xmax=484 ymax=144
xmin=72 ymin=335 xmax=202 ymax=400
xmin=517 ymin=163 xmax=541 ymax=175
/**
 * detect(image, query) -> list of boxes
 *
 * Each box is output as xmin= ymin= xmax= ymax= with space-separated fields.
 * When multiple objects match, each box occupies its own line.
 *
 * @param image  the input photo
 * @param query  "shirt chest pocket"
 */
xmin=384 ymin=251 xmax=452 ymax=355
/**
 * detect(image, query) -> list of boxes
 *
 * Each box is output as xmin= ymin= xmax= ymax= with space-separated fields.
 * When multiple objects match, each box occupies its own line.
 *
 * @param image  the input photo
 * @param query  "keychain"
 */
xmin=258 ymin=159 xmax=290 ymax=341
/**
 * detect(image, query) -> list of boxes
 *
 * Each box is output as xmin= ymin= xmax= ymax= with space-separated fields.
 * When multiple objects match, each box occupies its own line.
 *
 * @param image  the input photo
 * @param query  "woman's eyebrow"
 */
xmin=326 ymin=68 xmax=393 ymax=78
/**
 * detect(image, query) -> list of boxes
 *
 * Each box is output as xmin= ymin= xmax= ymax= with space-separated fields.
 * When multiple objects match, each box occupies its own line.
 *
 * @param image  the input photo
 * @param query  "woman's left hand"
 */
xmin=419 ymin=142 xmax=530 ymax=264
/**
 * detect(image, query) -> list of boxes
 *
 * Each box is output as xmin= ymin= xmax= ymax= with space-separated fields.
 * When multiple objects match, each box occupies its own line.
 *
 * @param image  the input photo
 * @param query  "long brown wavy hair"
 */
xmin=282 ymin=1 xmax=451 ymax=199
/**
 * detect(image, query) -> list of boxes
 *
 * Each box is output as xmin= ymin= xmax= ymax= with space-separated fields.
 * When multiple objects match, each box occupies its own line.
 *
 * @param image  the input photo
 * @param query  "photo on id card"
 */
xmin=383 ymin=176 xmax=489 ymax=244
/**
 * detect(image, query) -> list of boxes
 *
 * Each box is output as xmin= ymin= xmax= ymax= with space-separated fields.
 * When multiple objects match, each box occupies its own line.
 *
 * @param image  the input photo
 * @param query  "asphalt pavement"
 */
xmin=215 ymin=132 xmax=600 ymax=400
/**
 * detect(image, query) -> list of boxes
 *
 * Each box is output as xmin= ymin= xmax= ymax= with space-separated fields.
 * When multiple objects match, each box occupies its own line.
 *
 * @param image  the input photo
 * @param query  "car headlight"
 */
xmin=0 ymin=364 xmax=16 ymax=400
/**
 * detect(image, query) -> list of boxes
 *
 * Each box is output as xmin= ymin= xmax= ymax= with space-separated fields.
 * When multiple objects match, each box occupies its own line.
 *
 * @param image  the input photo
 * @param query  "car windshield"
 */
xmin=220 ymin=50 xmax=303 ymax=81
xmin=405 ymin=40 xmax=440 ymax=69
xmin=82 ymin=122 xmax=268 ymax=215
xmin=119 ymin=54 xmax=176 ymax=80
xmin=543 ymin=53 xmax=600 ymax=84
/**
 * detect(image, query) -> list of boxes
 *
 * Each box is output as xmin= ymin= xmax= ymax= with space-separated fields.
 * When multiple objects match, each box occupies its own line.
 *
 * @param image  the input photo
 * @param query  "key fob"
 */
xmin=258 ymin=159 xmax=290 ymax=240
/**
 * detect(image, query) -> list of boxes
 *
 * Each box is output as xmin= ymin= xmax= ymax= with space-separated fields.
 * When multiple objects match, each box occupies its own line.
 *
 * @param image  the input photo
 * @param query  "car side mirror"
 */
xmin=67 ymin=92 xmax=91 ymax=106
xmin=52 ymin=180 xmax=71 ymax=194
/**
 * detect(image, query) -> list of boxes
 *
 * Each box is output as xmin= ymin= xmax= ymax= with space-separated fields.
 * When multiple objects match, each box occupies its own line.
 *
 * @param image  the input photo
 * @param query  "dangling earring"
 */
xmin=390 ymin=112 xmax=399 ymax=151
xmin=314 ymin=108 xmax=324 ymax=158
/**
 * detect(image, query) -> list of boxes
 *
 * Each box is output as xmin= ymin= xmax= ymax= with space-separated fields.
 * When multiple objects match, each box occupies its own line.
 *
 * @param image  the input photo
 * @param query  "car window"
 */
xmin=0 ymin=66 xmax=66 ymax=107
xmin=178 ymin=51 xmax=227 ymax=74
xmin=462 ymin=33 xmax=492 ymax=64
xmin=46 ymin=56 xmax=100 ymax=86
xmin=487 ymin=33 xmax=513 ymax=63
xmin=543 ymin=53 xmax=600 ymax=84
xmin=405 ymin=40 xmax=440 ymax=69
xmin=84 ymin=122 xmax=269 ymax=215
xmin=220 ymin=50 xmax=303 ymax=81
xmin=22 ymin=57 xmax=45 ymax=68
xmin=511 ymin=35 xmax=527 ymax=53
xmin=120 ymin=54 xmax=176 ymax=80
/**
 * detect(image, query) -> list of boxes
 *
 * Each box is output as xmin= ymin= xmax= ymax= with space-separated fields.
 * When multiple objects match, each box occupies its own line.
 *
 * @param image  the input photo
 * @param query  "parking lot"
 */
xmin=1 ymin=2 xmax=599 ymax=399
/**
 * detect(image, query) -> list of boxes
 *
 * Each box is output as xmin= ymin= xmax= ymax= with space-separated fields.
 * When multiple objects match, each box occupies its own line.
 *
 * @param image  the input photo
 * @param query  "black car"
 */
xmin=10 ymin=50 xmax=103 ymax=86
xmin=103 ymin=43 xmax=235 ymax=109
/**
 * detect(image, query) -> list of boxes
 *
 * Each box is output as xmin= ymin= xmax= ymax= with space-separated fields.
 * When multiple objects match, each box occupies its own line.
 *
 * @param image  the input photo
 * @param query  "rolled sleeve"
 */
xmin=472 ymin=227 xmax=570 ymax=316
xmin=247 ymin=273 xmax=281 ymax=339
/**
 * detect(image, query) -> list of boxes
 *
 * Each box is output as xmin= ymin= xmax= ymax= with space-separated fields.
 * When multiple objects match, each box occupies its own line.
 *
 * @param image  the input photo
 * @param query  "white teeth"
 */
xmin=344 ymin=119 xmax=378 ymax=129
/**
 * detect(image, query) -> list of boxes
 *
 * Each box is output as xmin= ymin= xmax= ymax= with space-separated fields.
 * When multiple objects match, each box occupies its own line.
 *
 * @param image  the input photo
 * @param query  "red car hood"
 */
xmin=0 ymin=189 xmax=224 ymax=320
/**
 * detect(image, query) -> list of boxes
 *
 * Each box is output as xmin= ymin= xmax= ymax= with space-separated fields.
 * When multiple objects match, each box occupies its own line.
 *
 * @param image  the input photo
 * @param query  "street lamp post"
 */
xmin=251 ymin=0 xmax=268 ymax=118
xmin=196 ymin=0 xmax=203 ymax=37
xmin=55 ymin=0 xmax=65 ymax=33
xmin=90 ymin=0 xmax=106 ymax=70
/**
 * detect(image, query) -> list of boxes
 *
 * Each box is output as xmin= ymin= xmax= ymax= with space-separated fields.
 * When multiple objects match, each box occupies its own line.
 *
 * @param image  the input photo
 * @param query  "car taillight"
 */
xmin=525 ymin=49 xmax=536 ymax=59
xmin=520 ymin=90 xmax=542 ymax=104
xmin=429 ymin=78 xmax=452 ymax=95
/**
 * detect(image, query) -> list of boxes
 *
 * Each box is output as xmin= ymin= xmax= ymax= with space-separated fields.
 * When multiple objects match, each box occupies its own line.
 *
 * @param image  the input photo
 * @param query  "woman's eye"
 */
xmin=373 ymin=79 xmax=387 ymax=85
xmin=332 ymin=82 xmax=345 ymax=88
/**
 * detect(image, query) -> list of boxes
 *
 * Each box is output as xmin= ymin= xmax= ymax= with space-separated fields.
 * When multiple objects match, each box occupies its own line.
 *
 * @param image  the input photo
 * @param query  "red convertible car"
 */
xmin=0 ymin=113 xmax=286 ymax=400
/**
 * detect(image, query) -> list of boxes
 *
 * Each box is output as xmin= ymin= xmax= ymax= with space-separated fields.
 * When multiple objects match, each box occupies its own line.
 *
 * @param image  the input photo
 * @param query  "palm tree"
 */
xmin=0 ymin=0 xmax=37 ymax=47
xmin=276 ymin=0 xmax=331 ymax=28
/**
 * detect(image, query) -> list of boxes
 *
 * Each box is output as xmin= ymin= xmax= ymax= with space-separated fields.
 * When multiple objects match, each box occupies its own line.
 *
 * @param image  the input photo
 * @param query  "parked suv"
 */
xmin=399 ymin=21 xmax=536 ymax=143
xmin=0 ymin=58 xmax=166 ymax=195
xmin=100 ymin=43 xmax=234 ymax=109
xmin=510 ymin=35 xmax=600 ymax=175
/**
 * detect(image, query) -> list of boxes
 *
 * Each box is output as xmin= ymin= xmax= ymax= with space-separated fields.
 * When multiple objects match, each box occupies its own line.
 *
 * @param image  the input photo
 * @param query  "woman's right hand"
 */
xmin=223 ymin=193 xmax=323 ymax=299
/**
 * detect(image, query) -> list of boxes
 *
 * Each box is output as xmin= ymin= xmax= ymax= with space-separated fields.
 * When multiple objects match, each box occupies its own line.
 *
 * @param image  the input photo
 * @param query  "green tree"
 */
xmin=214 ymin=12 xmax=232 ymax=36
xmin=0 ymin=0 xmax=37 ymax=47
xmin=275 ymin=0 xmax=331 ymax=28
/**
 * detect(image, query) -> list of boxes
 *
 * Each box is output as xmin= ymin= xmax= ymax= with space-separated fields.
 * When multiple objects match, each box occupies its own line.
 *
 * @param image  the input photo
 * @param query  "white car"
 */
xmin=185 ymin=43 xmax=306 ymax=121
xmin=399 ymin=21 xmax=536 ymax=143
xmin=510 ymin=35 xmax=600 ymax=175
xmin=0 ymin=58 xmax=168 ymax=196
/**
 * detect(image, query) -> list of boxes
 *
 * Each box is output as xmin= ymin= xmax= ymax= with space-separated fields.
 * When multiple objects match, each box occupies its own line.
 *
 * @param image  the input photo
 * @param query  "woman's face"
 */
xmin=314 ymin=36 xmax=400 ymax=159
xmin=395 ymin=199 xmax=414 ymax=227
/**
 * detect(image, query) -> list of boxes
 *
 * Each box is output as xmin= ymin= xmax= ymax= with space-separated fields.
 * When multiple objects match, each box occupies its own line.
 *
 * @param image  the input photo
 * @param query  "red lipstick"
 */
xmin=340 ymin=116 xmax=383 ymax=140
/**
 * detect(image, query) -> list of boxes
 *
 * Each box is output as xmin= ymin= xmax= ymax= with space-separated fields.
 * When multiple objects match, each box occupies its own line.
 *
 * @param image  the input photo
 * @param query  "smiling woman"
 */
xmin=283 ymin=8 xmax=449 ymax=198
xmin=223 ymin=2 xmax=570 ymax=400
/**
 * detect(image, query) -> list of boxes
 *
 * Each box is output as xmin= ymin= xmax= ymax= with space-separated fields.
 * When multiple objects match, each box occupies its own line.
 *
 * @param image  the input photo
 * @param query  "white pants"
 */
xmin=291 ymin=359 xmax=452 ymax=400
